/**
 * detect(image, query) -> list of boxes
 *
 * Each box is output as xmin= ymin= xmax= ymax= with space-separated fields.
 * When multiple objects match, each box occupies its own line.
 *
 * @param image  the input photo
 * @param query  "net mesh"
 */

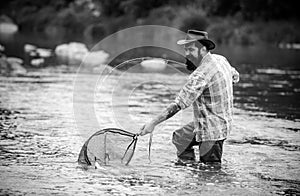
xmin=78 ymin=128 xmax=137 ymax=166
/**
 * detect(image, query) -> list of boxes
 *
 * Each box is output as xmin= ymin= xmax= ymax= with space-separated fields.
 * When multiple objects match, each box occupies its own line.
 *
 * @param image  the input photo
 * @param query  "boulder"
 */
xmin=24 ymin=44 xmax=37 ymax=53
xmin=140 ymin=58 xmax=167 ymax=71
xmin=36 ymin=48 xmax=52 ymax=58
xmin=0 ymin=15 xmax=18 ymax=34
xmin=55 ymin=42 xmax=109 ymax=66
xmin=0 ymin=44 xmax=5 ymax=52
xmin=83 ymin=50 xmax=109 ymax=66
xmin=4 ymin=57 xmax=26 ymax=75
xmin=55 ymin=42 xmax=89 ymax=65
xmin=30 ymin=58 xmax=45 ymax=67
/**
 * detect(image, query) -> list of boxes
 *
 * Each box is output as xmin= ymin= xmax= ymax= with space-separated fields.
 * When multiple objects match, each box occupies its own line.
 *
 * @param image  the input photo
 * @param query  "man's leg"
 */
xmin=172 ymin=122 xmax=198 ymax=160
xmin=199 ymin=140 xmax=225 ymax=163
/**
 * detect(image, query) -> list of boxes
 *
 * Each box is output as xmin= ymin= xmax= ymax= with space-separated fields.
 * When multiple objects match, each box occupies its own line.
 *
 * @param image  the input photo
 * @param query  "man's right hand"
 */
xmin=139 ymin=121 xmax=156 ymax=136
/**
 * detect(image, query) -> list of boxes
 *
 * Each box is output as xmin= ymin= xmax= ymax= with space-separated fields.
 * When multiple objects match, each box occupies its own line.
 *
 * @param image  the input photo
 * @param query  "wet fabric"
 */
xmin=198 ymin=139 xmax=224 ymax=163
xmin=174 ymin=52 xmax=239 ymax=142
xmin=78 ymin=128 xmax=138 ymax=166
xmin=172 ymin=122 xmax=224 ymax=163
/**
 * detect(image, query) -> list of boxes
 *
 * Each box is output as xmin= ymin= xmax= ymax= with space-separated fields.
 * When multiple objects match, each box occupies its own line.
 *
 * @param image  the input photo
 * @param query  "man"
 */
xmin=139 ymin=30 xmax=239 ymax=165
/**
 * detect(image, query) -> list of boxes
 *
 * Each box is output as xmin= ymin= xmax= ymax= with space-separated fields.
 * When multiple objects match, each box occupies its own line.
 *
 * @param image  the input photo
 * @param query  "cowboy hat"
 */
xmin=177 ymin=30 xmax=215 ymax=50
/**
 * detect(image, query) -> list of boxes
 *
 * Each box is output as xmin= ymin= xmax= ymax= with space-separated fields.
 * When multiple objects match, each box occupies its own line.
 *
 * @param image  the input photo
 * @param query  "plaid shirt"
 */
xmin=175 ymin=52 xmax=239 ymax=141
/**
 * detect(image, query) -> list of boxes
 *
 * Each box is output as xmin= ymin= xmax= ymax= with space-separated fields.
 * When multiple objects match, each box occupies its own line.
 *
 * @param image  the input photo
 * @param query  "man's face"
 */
xmin=184 ymin=42 xmax=200 ymax=71
xmin=184 ymin=42 xmax=199 ymax=62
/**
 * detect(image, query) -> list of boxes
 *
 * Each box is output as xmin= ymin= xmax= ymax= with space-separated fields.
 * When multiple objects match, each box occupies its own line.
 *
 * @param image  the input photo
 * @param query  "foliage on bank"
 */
xmin=0 ymin=0 xmax=299 ymax=45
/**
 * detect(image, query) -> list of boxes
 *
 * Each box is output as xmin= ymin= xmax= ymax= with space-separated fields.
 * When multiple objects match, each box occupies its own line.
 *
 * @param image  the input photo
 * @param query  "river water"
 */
xmin=1 ymin=28 xmax=300 ymax=195
xmin=0 ymin=59 xmax=299 ymax=195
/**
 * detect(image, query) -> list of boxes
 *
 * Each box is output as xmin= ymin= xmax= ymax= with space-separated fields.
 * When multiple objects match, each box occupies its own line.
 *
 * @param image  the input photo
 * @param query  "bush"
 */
xmin=0 ymin=15 xmax=14 ymax=23
xmin=34 ymin=6 xmax=56 ymax=32
xmin=176 ymin=5 xmax=209 ymax=32
xmin=208 ymin=22 xmax=235 ymax=44
xmin=180 ymin=14 xmax=209 ymax=32
xmin=259 ymin=21 xmax=300 ymax=44
xmin=50 ymin=8 xmax=85 ymax=35
xmin=84 ymin=23 xmax=107 ymax=42
xmin=232 ymin=24 xmax=261 ymax=45
xmin=142 ymin=6 xmax=177 ymax=26
xmin=104 ymin=16 xmax=135 ymax=34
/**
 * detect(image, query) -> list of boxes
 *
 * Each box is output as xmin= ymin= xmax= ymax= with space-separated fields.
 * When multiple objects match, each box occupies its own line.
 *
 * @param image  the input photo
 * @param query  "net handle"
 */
xmin=120 ymin=133 xmax=153 ymax=165
xmin=136 ymin=133 xmax=153 ymax=163
xmin=121 ymin=134 xmax=138 ymax=165
xmin=103 ymin=132 xmax=107 ymax=165
xmin=148 ymin=133 xmax=153 ymax=163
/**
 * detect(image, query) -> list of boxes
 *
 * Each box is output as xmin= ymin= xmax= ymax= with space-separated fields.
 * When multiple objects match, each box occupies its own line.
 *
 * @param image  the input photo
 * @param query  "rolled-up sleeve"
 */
xmin=220 ymin=55 xmax=239 ymax=84
xmin=230 ymin=66 xmax=239 ymax=83
xmin=175 ymin=72 xmax=207 ymax=110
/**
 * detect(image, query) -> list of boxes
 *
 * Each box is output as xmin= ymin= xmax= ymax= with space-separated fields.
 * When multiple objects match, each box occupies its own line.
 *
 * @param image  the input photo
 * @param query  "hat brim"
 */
xmin=177 ymin=39 xmax=216 ymax=50
xmin=198 ymin=39 xmax=215 ymax=50
xmin=177 ymin=39 xmax=197 ymax=45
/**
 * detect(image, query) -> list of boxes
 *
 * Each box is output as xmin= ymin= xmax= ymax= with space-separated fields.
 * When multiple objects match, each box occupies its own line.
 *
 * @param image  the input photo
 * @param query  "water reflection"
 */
xmin=235 ymin=67 xmax=300 ymax=119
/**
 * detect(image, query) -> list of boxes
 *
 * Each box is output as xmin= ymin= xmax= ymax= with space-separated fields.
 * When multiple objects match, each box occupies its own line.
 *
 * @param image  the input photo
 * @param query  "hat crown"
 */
xmin=187 ymin=30 xmax=208 ymax=40
xmin=177 ymin=29 xmax=215 ymax=50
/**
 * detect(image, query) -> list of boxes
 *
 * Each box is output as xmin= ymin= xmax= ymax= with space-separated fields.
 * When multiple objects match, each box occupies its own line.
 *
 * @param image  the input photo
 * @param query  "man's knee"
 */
xmin=172 ymin=124 xmax=194 ymax=146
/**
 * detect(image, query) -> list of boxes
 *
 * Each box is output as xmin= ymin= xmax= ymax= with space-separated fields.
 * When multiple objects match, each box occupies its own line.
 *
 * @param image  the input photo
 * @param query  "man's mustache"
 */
xmin=185 ymin=57 xmax=197 ymax=71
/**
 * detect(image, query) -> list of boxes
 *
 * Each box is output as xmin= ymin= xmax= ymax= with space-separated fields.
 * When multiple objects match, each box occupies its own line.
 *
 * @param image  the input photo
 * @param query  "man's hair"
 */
xmin=195 ymin=41 xmax=209 ymax=51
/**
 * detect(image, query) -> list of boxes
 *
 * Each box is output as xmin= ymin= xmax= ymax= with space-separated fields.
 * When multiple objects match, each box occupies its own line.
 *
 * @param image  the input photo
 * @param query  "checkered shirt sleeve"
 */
xmin=175 ymin=67 xmax=212 ymax=110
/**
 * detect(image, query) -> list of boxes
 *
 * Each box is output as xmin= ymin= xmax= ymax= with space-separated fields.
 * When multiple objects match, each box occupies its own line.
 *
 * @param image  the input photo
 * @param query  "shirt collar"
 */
xmin=200 ymin=52 xmax=211 ymax=65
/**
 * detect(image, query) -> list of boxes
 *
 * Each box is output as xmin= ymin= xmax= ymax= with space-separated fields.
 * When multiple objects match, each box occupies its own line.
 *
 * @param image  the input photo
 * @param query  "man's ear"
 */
xmin=199 ymin=46 xmax=207 ymax=56
xmin=201 ymin=46 xmax=207 ymax=52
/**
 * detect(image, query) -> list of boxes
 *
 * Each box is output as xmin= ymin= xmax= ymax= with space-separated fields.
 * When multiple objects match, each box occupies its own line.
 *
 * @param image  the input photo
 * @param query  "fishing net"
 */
xmin=78 ymin=128 xmax=138 ymax=166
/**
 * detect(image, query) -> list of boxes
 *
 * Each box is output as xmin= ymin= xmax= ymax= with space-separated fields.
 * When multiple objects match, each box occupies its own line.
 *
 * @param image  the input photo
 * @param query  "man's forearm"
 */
xmin=151 ymin=102 xmax=181 ymax=126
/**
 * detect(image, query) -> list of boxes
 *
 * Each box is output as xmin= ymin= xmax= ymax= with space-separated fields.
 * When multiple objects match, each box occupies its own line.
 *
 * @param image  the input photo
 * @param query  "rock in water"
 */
xmin=6 ymin=57 xmax=26 ymax=75
xmin=55 ymin=42 xmax=89 ymax=65
xmin=140 ymin=58 xmax=167 ymax=71
xmin=0 ymin=23 xmax=18 ymax=34
xmin=84 ymin=51 xmax=109 ymax=66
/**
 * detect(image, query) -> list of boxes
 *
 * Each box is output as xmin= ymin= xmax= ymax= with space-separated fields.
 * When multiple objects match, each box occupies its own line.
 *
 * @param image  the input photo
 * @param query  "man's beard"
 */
xmin=185 ymin=57 xmax=197 ymax=71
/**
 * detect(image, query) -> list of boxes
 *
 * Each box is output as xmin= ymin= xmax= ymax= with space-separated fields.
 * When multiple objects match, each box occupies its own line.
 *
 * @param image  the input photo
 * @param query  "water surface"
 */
xmin=0 ymin=63 xmax=299 ymax=195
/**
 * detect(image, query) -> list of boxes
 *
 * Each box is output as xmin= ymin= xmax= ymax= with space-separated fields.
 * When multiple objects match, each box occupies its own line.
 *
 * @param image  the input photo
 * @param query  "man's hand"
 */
xmin=139 ymin=121 xmax=156 ymax=136
xmin=139 ymin=103 xmax=180 ymax=136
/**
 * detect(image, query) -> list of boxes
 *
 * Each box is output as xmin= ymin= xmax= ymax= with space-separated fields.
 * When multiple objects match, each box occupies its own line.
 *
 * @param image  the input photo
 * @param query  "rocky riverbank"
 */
xmin=0 ymin=42 xmax=115 ymax=75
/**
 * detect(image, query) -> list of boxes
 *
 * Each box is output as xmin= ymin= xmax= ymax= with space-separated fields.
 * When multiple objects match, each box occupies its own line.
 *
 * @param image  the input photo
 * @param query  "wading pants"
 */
xmin=172 ymin=122 xmax=225 ymax=163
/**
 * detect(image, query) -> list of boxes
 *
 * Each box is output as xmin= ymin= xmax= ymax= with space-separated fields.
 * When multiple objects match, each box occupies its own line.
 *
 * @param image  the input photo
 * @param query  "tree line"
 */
xmin=1 ymin=0 xmax=299 ymax=24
